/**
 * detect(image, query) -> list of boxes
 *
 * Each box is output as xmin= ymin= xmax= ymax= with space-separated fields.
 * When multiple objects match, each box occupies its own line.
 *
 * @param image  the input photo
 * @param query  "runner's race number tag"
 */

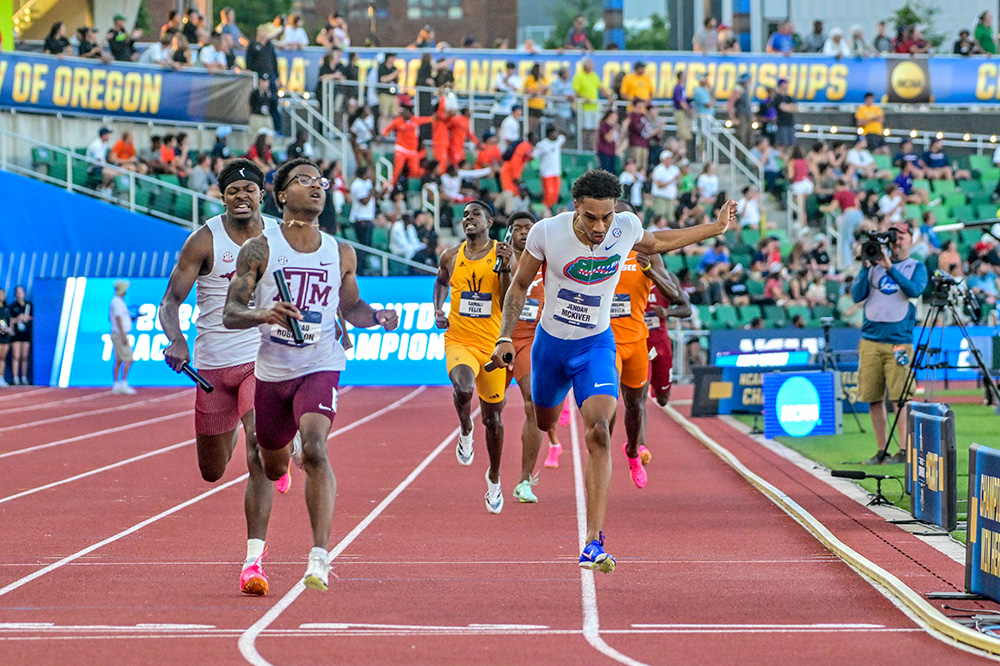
xmin=644 ymin=313 xmax=661 ymax=330
xmin=520 ymin=298 xmax=540 ymax=322
xmin=610 ymin=294 xmax=630 ymax=318
xmin=459 ymin=291 xmax=492 ymax=318
xmin=553 ymin=289 xmax=600 ymax=329
xmin=271 ymin=310 xmax=322 ymax=346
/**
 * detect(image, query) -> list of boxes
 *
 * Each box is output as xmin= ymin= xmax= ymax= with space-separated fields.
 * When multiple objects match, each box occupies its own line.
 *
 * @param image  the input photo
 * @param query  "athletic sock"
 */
xmin=309 ymin=546 xmax=330 ymax=564
xmin=245 ymin=538 xmax=266 ymax=566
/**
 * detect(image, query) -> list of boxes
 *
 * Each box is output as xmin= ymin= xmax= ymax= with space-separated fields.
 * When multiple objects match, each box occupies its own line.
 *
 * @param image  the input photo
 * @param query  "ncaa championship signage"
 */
xmin=34 ymin=276 xmax=450 ymax=388
xmin=966 ymin=444 xmax=1000 ymax=602
xmin=908 ymin=406 xmax=957 ymax=531
xmin=762 ymin=371 xmax=841 ymax=438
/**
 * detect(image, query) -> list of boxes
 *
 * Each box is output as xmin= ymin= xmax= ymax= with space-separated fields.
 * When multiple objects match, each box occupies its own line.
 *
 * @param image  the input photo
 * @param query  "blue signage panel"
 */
xmin=39 ymin=276 xmax=450 ymax=388
xmin=910 ymin=410 xmax=957 ymax=531
xmin=762 ymin=371 xmax=841 ymax=438
xmin=966 ymin=444 xmax=1000 ymax=601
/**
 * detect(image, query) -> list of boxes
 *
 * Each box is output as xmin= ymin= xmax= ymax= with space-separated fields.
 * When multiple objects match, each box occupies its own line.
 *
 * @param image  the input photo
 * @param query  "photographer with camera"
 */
xmin=851 ymin=221 xmax=928 ymax=465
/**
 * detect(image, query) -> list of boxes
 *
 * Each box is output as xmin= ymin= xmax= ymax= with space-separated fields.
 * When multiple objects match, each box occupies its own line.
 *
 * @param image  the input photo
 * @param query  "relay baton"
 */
xmin=493 ymin=224 xmax=514 ymax=273
xmin=484 ymin=351 xmax=514 ymax=372
xmin=273 ymin=269 xmax=304 ymax=344
xmin=179 ymin=362 xmax=214 ymax=393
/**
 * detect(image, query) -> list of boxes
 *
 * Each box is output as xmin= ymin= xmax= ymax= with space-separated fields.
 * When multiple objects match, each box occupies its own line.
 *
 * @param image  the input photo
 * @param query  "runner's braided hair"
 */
xmin=273 ymin=158 xmax=320 ymax=210
xmin=571 ymin=169 xmax=623 ymax=202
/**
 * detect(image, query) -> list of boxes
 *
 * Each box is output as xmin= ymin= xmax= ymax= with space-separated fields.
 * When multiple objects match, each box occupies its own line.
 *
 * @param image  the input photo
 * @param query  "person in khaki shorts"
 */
xmin=109 ymin=280 xmax=136 ymax=394
xmin=850 ymin=221 xmax=928 ymax=465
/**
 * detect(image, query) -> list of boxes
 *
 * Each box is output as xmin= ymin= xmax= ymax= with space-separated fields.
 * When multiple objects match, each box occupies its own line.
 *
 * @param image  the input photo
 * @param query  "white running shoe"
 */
xmin=303 ymin=551 xmax=331 ymax=591
xmin=121 ymin=383 xmax=137 ymax=395
xmin=485 ymin=469 xmax=503 ymax=514
xmin=290 ymin=432 xmax=304 ymax=470
xmin=456 ymin=430 xmax=474 ymax=466
xmin=111 ymin=381 xmax=123 ymax=394
xmin=0 ymin=378 xmax=8 ymax=387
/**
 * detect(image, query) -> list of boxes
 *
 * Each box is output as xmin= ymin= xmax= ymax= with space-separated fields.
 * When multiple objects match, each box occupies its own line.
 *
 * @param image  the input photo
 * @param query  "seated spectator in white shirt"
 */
xmin=845 ymin=136 xmax=888 ymax=180
xmin=197 ymin=33 xmax=229 ymax=72
xmin=618 ymin=158 xmax=645 ymax=208
xmin=696 ymin=162 xmax=720 ymax=202
xmin=281 ymin=14 xmax=310 ymax=49
xmin=389 ymin=215 xmax=424 ymax=260
xmin=823 ymin=28 xmax=852 ymax=58
xmin=139 ymin=33 xmax=174 ymax=66
xmin=878 ymin=183 xmax=905 ymax=224
xmin=189 ymin=152 xmax=220 ymax=198
xmin=737 ymin=185 xmax=762 ymax=229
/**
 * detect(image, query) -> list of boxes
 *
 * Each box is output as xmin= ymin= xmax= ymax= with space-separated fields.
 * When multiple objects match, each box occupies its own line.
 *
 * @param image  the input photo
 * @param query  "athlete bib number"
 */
xmin=644 ymin=313 xmax=661 ymax=330
xmin=270 ymin=310 xmax=322 ymax=346
xmin=459 ymin=291 xmax=492 ymax=318
xmin=520 ymin=298 xmax=540 ymax=322
xmin=553 ymin=289 xmax=600 ymax=329
xmin=610 ymin=294 xmax=630 ymax=318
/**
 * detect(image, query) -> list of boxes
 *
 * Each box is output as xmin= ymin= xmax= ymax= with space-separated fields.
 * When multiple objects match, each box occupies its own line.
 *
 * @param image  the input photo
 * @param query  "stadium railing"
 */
xmin=281 ymin=88 xmax=352 ymax=164
xmin=0 ymin=249 xmax=179 ymax=296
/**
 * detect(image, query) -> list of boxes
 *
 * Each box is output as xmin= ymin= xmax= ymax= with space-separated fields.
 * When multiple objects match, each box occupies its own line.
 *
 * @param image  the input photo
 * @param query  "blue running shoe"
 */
xmin=579 ymin=531 xmax=616 ymax=573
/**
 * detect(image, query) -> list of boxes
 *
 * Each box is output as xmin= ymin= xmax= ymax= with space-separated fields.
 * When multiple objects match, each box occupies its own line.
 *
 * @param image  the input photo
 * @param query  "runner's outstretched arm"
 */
xmin=337 ymin=243 xmax=399 ymax=330
xmin=159 ymin=228 xmax=212 ymax=371
xmin=223 ymin=237 xmax=301 ymax=331
xmin=491 ymin=251 xmax=542 ymax=371
xmin=634 ymin=200 xmax=737 ymax=254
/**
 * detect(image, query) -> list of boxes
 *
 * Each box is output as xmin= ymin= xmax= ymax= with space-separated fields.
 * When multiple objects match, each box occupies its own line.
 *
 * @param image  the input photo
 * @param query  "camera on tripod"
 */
xmin=859 ymin=228 xmax=898 ymax=263
xmin=930 ymin=271 xmax=982 ymax=322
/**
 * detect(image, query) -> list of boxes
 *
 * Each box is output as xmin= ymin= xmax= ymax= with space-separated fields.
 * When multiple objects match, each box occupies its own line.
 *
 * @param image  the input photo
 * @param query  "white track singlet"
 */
xmin=193 ymin=214 xmax=279 ymax=369
xmin=523 ymin=211 xmax=645 ymax=340
xmin=253 ymin=226 xmax=347 ymax=382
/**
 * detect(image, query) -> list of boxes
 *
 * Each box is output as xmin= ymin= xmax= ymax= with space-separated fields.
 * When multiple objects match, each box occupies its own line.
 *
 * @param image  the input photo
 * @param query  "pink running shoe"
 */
xmin=558 ymin=401 xmax=571 ymax=427
xmin=275 ymin=468 xmax=291 ymax=494
xmin=638 ymin=445 xmax=652 ymax=466
xmin=623 ymin=443 xmax=647 ymax=489
xmin=240 ymin=548 xmax=269 ymax=596
xmin=544 ymin=443 xmax=563 ymax=468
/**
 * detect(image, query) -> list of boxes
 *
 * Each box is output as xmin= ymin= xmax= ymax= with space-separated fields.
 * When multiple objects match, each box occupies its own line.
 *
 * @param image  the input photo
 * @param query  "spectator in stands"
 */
xmin=749 ymin=137 xmax=784 ymax=198
xmin=171 ymin=33 xmax=192 ymax=69
xmin=788 ymin=267 xmax=813 ymax=306
xmin=217 ymin=7 xmax=247 ymax=47
xmin=837 ymin=276 xmax=863 ymax=326
xmin=922 ymin=138 xmax=970 ymax=181
xmin=286 ymin=129 xmax=314 ymax=161
xmin=499 ymin=133 xmax=534 ymax=195
xmin=727 ymin=72 xmax=755 ymax=148
xmin=44 ymin=22 xmax=71 ymax=56
xmin=189 ymin=153 xmax=220 ymax=198
xmin=878 ymin=183 xmax=906 ymax=224
xmin=846 ymin=136 xmax=890 ymax=181
xmin=954 ymin=28 xmax=982 ymax=55
xmin=159 ymin=134 xmax=181 ymax=175
xmin=766 ymin=20 xmax=796 ymax=54
xmin=848 ymin=25 xmax=876 ymax=56
xmin=806 ymin=271 xmax=830 ymax=306
xmin=198 ymin=32 xmax=229 ymax=72
xmin=76 ymin=26 xmax=104 ymax=59
xmin=969 ymin=236 xmax=1000 ymax=267
xmin=697 ymin=162 xmax=720 ymax=201
xmin=523 ymin=64 xmax=549 ymax=135
xmin=823 ymin=179 xmax=863 ymax=266
xmin=388 ymin=214 xmax=423 ymax=262
xmin=278 ymin=13 xmax=307 ymax=49
xmin=86 ymin=127 xmax=115 ymax=195
xmin=8 ymin=286 xmax=32 ymax=385
xmin=573 ymin=58 xmax=610 ymax=151
xmin=161 ymin=10 xmax=181 ymax=38
xmin=855 ymin=93 xmax=887 ymax=152
xmin=491 ymin=61 xmax=522 ymax=126
xmin=810 ymin=235 xmax=832 ymax=271
xmin=895 ymin=25 xmax=929 ymax=54
xmin=939 ymin=240 xmax=964 ymax=277
xmin=182 ymin=9 xmax=202 ymax=45
xmin=626 ymin=98 xmax=652 ymax=174
xmin=672 ymin=71 xmax=693 ymax=158
xmin=549 ymin=67 xmax=575 ymax=129
xmin=873 ymin=21 xmax=893 ymax=53
xmin=249 ymin=74 xmax=276 ymax=138
xmin=968 ymin=261 xmax=999 ymax=306
xmin=975 ymin=11 xmax=998 ymax=54
xmin=350 ymin=165 xmax=379 ymax=269
xmin=247 ymin=130 xmax=277 ymax=173
xmin=787 ymin=145 xmax=813 ymax=223
xmin=106 ymin=14 xmax=138 ymax=62
xmin=718 ymin=24 xmax=741 ymax=53
xmin=212 ymin=126 xmax=232 ymax=161
xmin=109 ymin=131 xmax=144 ymax=174
xmin=764 ymin=269 xmax=791 ymax=306
xmin=498 ymin=104 xmax=523 ymax=154
xmin=692 ymin=74 xmax=715 ymax=160
xmin=619 ymin=158 xmax=645 ymax=209
xmin=621 ymin=61 xmax=654 ymax=105
xmin=752 ymin=237 xmax=782 ymax=276
xmin=246 ymin=26 xmax=283 ymax=134
xmin=650 ymin=150 xmax=680 ymax=224
xmin=595 ymin=109 xmax=619 ymax=174
xmin=723 ymin=266 xmax=751 ymax=307
xmin=823 ymin=27 xmax=851 ymax=58
xmin=693 ymin=16 xmax=719 ymax=52
xmin=737 ymin=185 xmax=763 ymax=230
xmin=893 ymin=139 xmax=926 ymax=178
xmin=564 ymin=14 xmax=593 ymax=51
xmin=919 ymin=210 xmax=943 ymax=253
xmin=801 ymin=20 xmax=826 ymax=53
xmin=772 ymin=79 xmax=797 ymax=153
xmin=698 ymin=240 xmax=730 ymax=274
xmin=894 ymin=161 xmax=933 ymax=205
xmin=534 ymin=125 xmax=566 ymax=211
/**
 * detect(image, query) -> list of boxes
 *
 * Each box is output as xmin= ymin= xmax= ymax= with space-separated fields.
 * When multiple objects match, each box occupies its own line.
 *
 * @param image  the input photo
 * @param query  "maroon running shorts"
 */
xmin=254 ymin=371 xmax=341 ymax=451
xmin=194 ymin=362 xmax=256 ymax=436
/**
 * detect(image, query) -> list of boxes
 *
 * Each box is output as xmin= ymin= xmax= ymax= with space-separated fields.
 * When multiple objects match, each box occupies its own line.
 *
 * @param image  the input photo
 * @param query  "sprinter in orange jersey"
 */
xmin=431 ymin=95 xmax=454 ymax=173
xmin=382 ymin=95 xmax=431 ymax=187
xmin=449 ymin=108 xmax=478 ymax=168
xmin=505 ymin=212 xmax=563 ymax=503
xmin=434 ymin=201 xmax=515 ymax=513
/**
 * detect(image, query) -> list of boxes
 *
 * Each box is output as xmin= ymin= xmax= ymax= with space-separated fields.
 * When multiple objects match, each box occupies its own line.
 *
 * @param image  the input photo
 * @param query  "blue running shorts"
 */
xmin=530 ymin=326 xmax=619 ymax=409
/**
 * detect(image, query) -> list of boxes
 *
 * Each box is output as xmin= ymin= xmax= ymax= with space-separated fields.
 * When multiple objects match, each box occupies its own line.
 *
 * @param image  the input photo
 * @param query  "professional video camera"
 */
xmin=859 ymin=228 xmax=898 ymax=263
xmin=931 ymin=271 xmax=982 ymax=322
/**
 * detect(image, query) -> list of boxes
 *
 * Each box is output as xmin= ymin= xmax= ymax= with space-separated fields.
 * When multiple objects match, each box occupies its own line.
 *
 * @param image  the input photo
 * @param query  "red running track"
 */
xmin=0 ymin=384 xmax=994 ymax=665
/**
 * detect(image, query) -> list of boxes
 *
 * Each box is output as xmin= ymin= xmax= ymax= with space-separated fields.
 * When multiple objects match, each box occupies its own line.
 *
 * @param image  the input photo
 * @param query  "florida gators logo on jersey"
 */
xmin=563 ymin=255 xmax=622 ymax=285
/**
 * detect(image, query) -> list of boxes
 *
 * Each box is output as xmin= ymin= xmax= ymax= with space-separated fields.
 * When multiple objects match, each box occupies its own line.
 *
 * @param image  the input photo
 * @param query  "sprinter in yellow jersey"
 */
xmin=434 ymin=201 xmax=515 ymax=513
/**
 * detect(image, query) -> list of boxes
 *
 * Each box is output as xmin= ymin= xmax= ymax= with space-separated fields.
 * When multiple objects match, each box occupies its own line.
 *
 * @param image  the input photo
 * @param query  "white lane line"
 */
xmin=0 ymin=392 xmax=186 ymax=434
xmin=238 ymin=406 xmax=478 ymax=666
xmin=568 ymin=406 xmax=650 ymax=666
xmin=324 ymin=386 xmax=423 ymax=441
xmin=0 ymin=474 xmax=249 ymax=598
xmin=0 ymin=390 xmax=120 ymax=415
xmin=0 ymin=411 xmax=189 ymax=459
xmin=0 ymin=388 xmax=57 ymax=400
xmin=0 ymin=439 xmax=194 ymax=504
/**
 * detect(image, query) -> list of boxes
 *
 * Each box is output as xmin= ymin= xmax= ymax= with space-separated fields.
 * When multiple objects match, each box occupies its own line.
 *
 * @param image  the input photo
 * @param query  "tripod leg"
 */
xmin=885 ymin=305 xmax=939 ymax=455
xmin=828 ymin=355 xmax=866 ymax=433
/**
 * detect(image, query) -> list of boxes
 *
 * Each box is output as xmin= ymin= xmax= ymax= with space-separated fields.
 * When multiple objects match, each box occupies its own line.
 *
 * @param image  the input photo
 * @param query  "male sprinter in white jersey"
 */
xmin=224 ymin=158 xmax=399 ymax=591
xmin=492 ymin=170 xmax=735 ymax=571
xmin=160 ymin=159 xmax=293 ymax=596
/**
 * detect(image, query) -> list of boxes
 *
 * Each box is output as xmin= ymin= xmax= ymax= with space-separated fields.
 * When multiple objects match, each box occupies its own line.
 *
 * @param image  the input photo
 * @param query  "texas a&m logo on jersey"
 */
xmin=274 ymin=268 xmax=333 ymax=309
